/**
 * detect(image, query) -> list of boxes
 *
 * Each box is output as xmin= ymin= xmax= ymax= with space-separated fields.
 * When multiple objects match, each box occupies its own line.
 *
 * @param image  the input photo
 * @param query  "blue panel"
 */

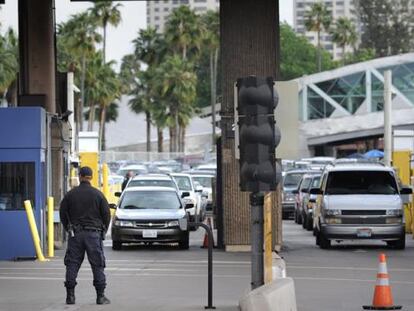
xmin=0 ymin=149 xmax=45 ymax=260
xmin=0 ymin=107 xmax=46 ymax=149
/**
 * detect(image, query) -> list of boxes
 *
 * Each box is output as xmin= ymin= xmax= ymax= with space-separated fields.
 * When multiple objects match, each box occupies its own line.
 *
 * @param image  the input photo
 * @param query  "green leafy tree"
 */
xmin=280 ymin=23 xmax=334 ymax=80
xmin=90 ymin=1 xmax=122 ymax=63
xmin=304 ymin=2 xmax=332 ymax=71
xmin=354 ymin=0 xmax=414 ymax=57
xmin=154 ymin=55 xmax=197 ymax=152
xmin=0 ymin=28 xmax=18 ymax=105
xmin=57 ymin=13 xmax=102 ymax=131
xmin=330 ymin=17 xmax=357 ymax=64
xmin=200 ymin=10 xmax=220 ymax=148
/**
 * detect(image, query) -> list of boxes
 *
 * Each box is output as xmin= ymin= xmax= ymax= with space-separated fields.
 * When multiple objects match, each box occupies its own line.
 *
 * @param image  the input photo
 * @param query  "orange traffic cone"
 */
xmin=201 ymin=217 xmax=215 ymax=248
xmin=363 ymin=253 xmax=401 ymax=310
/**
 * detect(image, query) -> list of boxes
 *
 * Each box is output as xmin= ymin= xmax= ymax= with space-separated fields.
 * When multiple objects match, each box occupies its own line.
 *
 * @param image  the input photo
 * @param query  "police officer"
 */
xmin=60 ymin=166 xmax=111 ymax=305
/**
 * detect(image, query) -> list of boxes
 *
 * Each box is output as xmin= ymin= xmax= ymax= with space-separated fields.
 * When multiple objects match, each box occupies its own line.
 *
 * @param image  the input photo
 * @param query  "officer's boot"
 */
xmin=66 ymin=287 xmax=75 ymax=305
xmin=96 ymin=289 xmax=110 ymax=305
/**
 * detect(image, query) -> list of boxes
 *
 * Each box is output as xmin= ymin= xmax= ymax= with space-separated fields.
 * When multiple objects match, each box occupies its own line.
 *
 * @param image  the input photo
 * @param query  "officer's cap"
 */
xmin=79 ymin=166 xmax=93 ymax=178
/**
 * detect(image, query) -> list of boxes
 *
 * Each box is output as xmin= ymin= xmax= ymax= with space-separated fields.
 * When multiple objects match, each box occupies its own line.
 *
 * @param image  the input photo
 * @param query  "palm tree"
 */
xmin=90 ymin=1 xmax=122 ymax=63
xmin=84 ymin=52 xmax=121 ymax=150
xmin=304 ymin=2 xmax=332 ymax=71
xmin=164 ymin=6 xmax=201 ymax=61
xmin=133 ymin=27 xmax=166 ymax=66
xmin=200 ymin=11 xmax=219 ymax=149
xmin=58 ymin=13 xmax=102 ymax=131
xmin=330 ymin=17 xmax=358 ymax=64
xmin=154 ymin=55 xmax=197 ymax=152
xmin=0 ymin=28 xmax=18 ymax=105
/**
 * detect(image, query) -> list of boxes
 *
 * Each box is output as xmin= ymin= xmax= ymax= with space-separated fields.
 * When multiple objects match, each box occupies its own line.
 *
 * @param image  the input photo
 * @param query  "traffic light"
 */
xmin=236 ymin=76 xmax=281 ymax=192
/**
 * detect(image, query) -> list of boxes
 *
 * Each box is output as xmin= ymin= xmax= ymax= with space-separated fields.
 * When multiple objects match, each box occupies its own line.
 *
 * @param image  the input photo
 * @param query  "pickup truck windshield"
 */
xmin=326 ymin=171 xmax=398 ymax=195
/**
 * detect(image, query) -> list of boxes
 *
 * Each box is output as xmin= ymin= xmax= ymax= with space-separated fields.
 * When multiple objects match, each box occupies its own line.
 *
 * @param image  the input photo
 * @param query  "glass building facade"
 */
xmin=299 ymin=56 xmax=414 ymax=121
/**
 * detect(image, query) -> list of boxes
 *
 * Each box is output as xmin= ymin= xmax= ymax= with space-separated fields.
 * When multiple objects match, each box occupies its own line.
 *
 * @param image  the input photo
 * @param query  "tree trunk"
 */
xmin=317 ymin=30 xmax=321 ymax=72
xmin=342 ymin=45 xmax=346 ymax=65
xmin=177 ymin=125 xmax=182 ymax=152
xmin=88 ymin=103 xmax=95 ymax=131
xmin=181 ymin=126 xmax=186 ymax=153
xmin=169 ymin=126 xmax=174 ymax=153
xmin=80 ymin=55 xmax=86 ymax=131
xmin=157 ymin=126 xmax=163 ymax=152
xmin=99 ymin=105 xmax=106 ymax=151
xmin=220 ymin=0 xmax=280 ymax=248
xmin=103 ymin=22 xmax=107 ymax=63
xmin=146 ymin=110 xmax=151 ymax=152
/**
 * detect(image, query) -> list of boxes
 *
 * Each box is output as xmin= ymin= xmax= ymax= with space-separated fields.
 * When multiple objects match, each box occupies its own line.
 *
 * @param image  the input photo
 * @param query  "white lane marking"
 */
xmin=0 ymin=273 xmax=248 ymax=281
xmin=288 ymin=265 xmax=414 ymax=272
xmin=294 ymin=276 xmax=414 ymax=285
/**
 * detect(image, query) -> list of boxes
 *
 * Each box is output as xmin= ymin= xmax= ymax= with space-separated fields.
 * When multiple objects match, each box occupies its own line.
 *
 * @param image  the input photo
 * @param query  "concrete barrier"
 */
xmin=239 ymin=278 xmax=297 ymax=311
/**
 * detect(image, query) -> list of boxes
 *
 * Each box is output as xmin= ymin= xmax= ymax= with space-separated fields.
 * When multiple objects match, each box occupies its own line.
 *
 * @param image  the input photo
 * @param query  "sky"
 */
xmin=0 ymin=1 xmax=294 ymax=69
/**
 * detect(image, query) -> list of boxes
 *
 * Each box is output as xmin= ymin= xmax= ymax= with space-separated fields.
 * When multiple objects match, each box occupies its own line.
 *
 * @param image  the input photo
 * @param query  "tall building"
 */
xmin=147 ymin=0 xmax=219 ymax=33
xmin=293 ymin=0 xmax=356 ymax=60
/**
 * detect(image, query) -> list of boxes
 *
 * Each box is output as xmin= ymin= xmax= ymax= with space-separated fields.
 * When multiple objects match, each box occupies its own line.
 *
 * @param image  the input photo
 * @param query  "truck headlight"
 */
xmin=386 ymin=218 xmax=402 ymax=224
xmin=325 ymin=218 xmax=342 ymax=224
xmin=386 ymin=209 xmax=402 ymax=216
xmin=114 ymin=220 xmax=134 ymax=227
xmin=167 ymin=220 xmax=180 ymax=227
xmin=325 ymin=209 xmax=341 ymax=216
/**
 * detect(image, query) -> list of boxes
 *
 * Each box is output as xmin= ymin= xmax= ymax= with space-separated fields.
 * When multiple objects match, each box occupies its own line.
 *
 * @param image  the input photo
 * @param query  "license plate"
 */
xmin=142 ymin=230 xmax=157 ymax=238
xmin=357 ymin=228 xmax=372 ymax=238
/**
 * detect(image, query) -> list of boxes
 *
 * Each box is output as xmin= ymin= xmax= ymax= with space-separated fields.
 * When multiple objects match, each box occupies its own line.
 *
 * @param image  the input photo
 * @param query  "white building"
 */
xmin=293 ymin=0 xmax=356 ymax=60
xmin=147 ymin=0 xmax=219 ymax=33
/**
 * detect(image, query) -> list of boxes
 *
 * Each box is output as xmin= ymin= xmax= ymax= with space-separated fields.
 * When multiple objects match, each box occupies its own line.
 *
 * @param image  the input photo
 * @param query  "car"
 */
xmin=195 ymin=163 xmax=217 ymax=175
xmin=293 ymin=173 xmax=321 ymax=226
xmin=125 ymin=174 xmax=179 ymax=191
xmin=170 ymin=173 xmax=205 ymax=226
xmin=188 ymin=173 xmax=214 ymax=212
xmin=111 ymin=187 xmax=192 ymax=250
xmin=117 ymin=164 xmax=148 ymax=177
xmin=281 ymin=170 xmax=310 ymax=219
xmin=300 ymin=173 xmax=322 ymax=231
xmin=311 ymin=162 xmax=412 ymax=249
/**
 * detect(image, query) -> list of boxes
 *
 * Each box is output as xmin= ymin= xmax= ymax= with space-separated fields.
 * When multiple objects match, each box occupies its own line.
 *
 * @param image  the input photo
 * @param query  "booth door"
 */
xmin=0 ymin=162 xmax=36 ymax=260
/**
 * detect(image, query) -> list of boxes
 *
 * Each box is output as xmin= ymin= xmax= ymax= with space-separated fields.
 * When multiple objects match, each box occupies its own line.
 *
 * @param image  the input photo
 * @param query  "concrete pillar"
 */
xmin=18 ymin=0 xmax=56 ymax=113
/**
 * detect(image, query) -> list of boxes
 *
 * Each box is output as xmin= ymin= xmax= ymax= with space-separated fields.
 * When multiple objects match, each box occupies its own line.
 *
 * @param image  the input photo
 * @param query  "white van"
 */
xmin=311 ymin=163 xmax=412 ymax=249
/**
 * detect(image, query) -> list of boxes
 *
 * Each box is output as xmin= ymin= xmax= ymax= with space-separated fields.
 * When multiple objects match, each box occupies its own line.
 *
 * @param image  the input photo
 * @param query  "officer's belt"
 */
xmin=73 ymin=225 xmax=102 ymax=232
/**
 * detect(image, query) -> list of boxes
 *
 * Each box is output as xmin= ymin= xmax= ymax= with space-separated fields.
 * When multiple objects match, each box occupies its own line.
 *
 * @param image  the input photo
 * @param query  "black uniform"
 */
xmin=60 ymin=180 xmax=111 ymax=291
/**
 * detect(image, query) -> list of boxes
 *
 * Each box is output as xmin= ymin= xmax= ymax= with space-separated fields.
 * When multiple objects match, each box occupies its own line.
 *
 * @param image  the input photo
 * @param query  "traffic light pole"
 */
xmin=250 ymin=192 xmax=265 ymax=290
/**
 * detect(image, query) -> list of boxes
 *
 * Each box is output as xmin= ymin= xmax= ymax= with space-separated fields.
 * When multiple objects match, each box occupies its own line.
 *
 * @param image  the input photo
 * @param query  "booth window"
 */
xmin=0 ymin=162 xmax=35 ymax=211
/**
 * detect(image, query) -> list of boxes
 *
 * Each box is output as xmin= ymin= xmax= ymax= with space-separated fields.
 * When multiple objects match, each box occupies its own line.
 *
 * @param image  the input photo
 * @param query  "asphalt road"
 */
xmin=283 ymin=220 xmax=414 ymax=311
xmin=2 ymin=222 xmax=414 ymax=311
xmin=0 ymin=228 xmax=250 ymax=311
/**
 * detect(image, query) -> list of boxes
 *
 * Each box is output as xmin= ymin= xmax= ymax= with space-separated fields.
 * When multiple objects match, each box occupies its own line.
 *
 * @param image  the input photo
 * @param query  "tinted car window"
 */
xmin=312 ymin=176 xmax=321 ymax=188
xmin=192 ymin=176 xmax=213 ymax=188
xmin=300 ymin=177 xmax=312 ymax=190
xmin=127 ymin=180 xmax=175 ymax=188
xmin=283 ymin=173 xmax=304 ymax=187
xmin=326 ymin=171 xmax=398 ymax=195
xmin=120 ymin=191 xmax=181 ymax=210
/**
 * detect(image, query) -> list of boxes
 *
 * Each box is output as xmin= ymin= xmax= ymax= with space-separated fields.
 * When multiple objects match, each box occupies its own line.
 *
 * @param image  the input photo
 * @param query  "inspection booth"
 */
xmin=0 ymin=107 xmax=47 ymax=260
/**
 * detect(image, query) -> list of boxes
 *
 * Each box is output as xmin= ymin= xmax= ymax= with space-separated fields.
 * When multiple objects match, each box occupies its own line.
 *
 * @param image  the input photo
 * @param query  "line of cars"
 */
xmin=108 ymin=163 xmax=216 ymax=250
xmin=282 ymin=158 xmax=412 ymax=250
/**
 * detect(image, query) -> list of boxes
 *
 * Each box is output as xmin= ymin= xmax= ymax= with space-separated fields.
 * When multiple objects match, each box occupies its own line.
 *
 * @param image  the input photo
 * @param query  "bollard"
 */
xmin=102 ymin=163 xmax=109 ymax=199
xmin=47 ymin=197 xmax=54 ymax=258
xmin=23 ymin=200 xmax=47 ymax=262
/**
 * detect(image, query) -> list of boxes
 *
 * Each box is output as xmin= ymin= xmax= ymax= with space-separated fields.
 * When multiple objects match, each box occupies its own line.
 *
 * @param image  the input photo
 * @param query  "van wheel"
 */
xmin=318 ymin=231 xmax=331 ymax=249
xmin=387 ymin=235 xmax=405 ymax=250
xmin=297 ymin=211 xmax=303 ymax=225
xmin=112 ymin=241 xmax=122 ymax=250
xmin=305 ymin=216 xmax=313 ymax=231
xmin=179 ymin=232 xmax=190 ymax=250
xmin=302 ymin=214 xmax=307 ymax=229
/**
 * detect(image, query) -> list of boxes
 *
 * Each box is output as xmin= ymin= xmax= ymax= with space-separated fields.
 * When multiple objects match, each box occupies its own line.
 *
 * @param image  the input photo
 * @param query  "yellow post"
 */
xmin=79 ymin=152 xmax=99 ymax=188
xmin=23 ymin=200 xmax=47 ymax=262
xmin=102 ymin=163 xmax=109 ymax=199
xmin=47 ymin=197 xmax=54 ymax=258
xmin=264 ymin=193 xmax=273 ymax=284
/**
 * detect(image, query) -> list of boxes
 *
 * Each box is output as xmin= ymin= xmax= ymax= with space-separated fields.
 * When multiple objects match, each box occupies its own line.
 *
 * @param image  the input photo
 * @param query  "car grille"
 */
xmin=134 ymin=220 xmax=169 ymax=229
xmin=341 ymin=210 xmax=386 ymax=216
xmin=341 ymin=218 xmax=386 ymax=225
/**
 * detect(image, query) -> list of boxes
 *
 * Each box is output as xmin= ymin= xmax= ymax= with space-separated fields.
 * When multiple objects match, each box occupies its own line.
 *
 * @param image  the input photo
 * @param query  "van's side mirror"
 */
xmin=309 ymin=188 xmax=323 ymax=195
xmin=400 ymin=187 xmax=413 ymax=195
xmin=109 ymin=203 xmax=116 ymax=210
xmin=181 ymin=192 xmax=190 ymax=198
xmin=115 ymin=192 xmax=122 ymax=197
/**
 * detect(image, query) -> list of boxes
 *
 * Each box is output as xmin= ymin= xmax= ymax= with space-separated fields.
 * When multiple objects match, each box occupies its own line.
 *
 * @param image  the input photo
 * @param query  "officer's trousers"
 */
xmin=64 ymin=230 xmax=106 ymax=291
